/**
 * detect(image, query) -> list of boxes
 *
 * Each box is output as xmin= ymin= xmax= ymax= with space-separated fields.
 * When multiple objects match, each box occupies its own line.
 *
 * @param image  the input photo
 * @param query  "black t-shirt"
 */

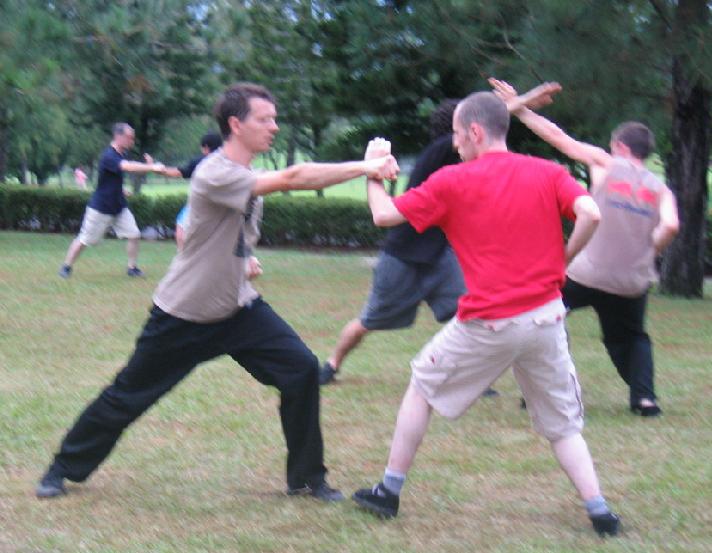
xmin=88 ymin=146 xmax=127 ymax=215
xmin=383 ymin=134 xmax=460 ymax=264
xmin=179 ymin=154 xmax=206 ymax=179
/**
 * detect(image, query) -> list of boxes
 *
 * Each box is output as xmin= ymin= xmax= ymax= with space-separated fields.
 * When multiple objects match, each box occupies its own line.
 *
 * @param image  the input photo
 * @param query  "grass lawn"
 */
xmin=1 ymin=232 xmax=711 ymax=552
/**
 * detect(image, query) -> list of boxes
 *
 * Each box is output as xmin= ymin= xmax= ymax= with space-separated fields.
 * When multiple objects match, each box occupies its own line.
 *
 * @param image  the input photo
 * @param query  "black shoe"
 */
xmin=631 ymin=403 xmax=662 ymax=417
xmin=58 ymin=265 xmax=72 ymax=279
xmin=319 ymin=361 xmax=337 ymax=386
xmin=520 ymin=397 xmax=527 ymax=410
xmin=127 ymin=266 xmax=145 ymax=277
xmin=590 ymin=512 xmax=620 ymax=537
xmin=287 ymin=480 xmax=344 ymax=502
xmin=482 ymin=387 xmax=499 ymax=398
xmin=36 ymin=470 xmax=66 ymax=499
xmin=352 ymin=482 xmax=399 ymax=519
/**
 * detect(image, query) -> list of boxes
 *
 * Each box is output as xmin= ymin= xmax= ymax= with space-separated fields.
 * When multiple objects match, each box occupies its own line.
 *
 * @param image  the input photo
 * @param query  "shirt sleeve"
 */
xmin=101 ymin=149 xmax=123 ymax=175
xmin=194 ymin=164 xmax=256 ymax=212
xmin=392 ymin=167 xmax=452 ymax=233
xmin=554 ymin=165 xmax=588 ymax=221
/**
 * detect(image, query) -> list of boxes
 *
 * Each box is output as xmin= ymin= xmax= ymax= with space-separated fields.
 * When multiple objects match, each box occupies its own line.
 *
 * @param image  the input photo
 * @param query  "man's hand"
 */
xmin=489 ymin=78 xmax=561 ymax=113
xmin=364 ymin=137 xmax=399 ymax=180
xmin=143 ymin=153 xmax=155 ymax=164
xmin=246 ymin=256 xmax=263 ymax=280
xmin=123 ymin=188 xmax=133 ymax=198
xmin=152 ymin=162 xmax=166 ymax=173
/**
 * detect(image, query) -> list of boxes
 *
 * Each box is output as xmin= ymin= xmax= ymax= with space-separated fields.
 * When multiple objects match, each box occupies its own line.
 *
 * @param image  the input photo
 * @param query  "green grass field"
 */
xmin=1 ymin=232 xmax=711 ymax=552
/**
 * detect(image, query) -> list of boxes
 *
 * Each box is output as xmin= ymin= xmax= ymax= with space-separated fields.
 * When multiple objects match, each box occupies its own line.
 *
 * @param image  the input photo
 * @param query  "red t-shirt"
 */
xmin=393 ymin=151 xmax=587 ymax=320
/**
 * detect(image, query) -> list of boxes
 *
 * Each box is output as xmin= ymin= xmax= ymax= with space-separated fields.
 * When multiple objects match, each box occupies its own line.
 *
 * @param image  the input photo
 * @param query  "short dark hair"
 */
xmin=200 ymin=131 xmax=222 ymax=152
xmin=429 ymin=98 xmax=461 ymax=141
xmin=112 ymin=122 xmax=132 ymax=137
xmin=611 ymin=121 xmax=655 ymax=159
xmin=213 ymin=82 xmax=276 ymax=139
xmin=456 ymin=92 xmax=510 ymax=141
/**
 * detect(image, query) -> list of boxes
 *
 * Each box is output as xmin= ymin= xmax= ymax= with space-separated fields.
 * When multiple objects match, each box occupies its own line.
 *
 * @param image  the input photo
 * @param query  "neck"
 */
xmin=110 ymin=140 xmax=123 ymax=154
xmin=481 ymin=140 xmax=509 ymax=155
xmin=222 ymin=137 xmax=254 ymax=166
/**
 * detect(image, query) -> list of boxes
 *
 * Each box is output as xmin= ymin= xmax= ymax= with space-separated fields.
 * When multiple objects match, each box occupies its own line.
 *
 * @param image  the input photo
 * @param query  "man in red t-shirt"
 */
xmin=352 ymin=89 xmax=620 ymax=537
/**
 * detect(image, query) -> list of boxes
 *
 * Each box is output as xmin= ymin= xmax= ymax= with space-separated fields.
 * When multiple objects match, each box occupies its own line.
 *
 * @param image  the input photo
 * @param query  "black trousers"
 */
xmin=562 ymin=278 xmax=656 ymax=407
xmin=49 ymin=298 xmax=326 ymax=490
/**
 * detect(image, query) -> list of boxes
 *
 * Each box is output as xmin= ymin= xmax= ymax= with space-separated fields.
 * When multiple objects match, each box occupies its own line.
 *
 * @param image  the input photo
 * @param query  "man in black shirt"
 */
xmin=320 ymin=100 xmax=496 ymax=398
xmin=159 ymin=131 xmax=223 ymax=250
xmin=58 ymin=123 xmax=165 ymax=278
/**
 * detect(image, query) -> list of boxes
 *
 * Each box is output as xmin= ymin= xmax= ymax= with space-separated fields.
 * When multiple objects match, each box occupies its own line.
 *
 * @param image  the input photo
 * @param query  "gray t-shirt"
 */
xmin=567 ymin=157 xmax=664 ymax=297
xmin=153 ymin=150 xmax=262 ymax=322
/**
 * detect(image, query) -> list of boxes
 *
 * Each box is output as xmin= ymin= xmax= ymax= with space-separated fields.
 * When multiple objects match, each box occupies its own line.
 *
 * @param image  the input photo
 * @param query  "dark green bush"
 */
xmin=0 ymin=184 xmax=385 ymax=248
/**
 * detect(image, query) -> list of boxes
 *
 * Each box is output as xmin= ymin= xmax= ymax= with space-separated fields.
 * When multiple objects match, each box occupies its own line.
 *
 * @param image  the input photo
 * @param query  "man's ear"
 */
xmin=228 ymin=115 xmax=242 ymax=137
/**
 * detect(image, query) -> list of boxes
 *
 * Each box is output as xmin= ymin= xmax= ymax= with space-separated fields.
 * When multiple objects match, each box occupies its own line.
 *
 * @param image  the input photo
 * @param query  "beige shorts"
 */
xmin=411 ymin=298 xmax=583 ymax=441
xmin=78 ymin=207 xmax=140 ymax=246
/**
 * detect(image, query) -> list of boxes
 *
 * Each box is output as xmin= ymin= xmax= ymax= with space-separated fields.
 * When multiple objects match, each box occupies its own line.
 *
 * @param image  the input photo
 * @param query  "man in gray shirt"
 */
xmin=37 ymin=82 xmax=399 ymax=502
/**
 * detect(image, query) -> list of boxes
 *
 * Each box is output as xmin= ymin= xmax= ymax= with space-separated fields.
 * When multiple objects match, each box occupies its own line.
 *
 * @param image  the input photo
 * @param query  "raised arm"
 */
xmin=489 ymin=78 xmax=611 ymax=170
xmin=364 ymin=138 xmax=407 ymax=227
xmin=652 ymin=187 xmax=679 ymax=254
xmin=252 ymin=155 xmax=399 ymax=197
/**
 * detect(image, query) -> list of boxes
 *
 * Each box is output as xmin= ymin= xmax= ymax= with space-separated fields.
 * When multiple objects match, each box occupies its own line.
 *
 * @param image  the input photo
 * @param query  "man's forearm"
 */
xmin=285 ymin=161 xmax=369 ymax=190
xmin=121 ymin=161 xmax=160 ymax=173
xmin=367 ymin=179 xmax=405 ymax=227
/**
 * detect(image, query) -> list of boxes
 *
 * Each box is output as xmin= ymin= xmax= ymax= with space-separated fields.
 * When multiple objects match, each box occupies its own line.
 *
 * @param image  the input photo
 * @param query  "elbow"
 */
xmin=372 ymin=211 xmax=390 ymax=227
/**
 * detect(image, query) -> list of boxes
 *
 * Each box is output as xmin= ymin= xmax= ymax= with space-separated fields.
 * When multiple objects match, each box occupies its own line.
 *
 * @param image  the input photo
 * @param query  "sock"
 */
xmin=585 ymin=495 xmax=610 ymax=517
xmin=382 ymin=468 xmax=406 ymax=496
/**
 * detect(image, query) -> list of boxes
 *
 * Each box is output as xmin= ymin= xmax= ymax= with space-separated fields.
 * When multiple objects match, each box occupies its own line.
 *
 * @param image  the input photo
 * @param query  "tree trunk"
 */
xmin=659 ymin=1 xmax=711 ymax=297
xmin=0 ymin=113 xmax=7 ymax=182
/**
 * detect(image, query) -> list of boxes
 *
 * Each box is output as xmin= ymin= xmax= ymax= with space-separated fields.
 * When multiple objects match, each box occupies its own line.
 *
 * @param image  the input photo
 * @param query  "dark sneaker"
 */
xmin=590 ymin=512 xmax=620 ymax=537
xmin=319 ymin=361 xmax=337 ymax=386
xmin=482 ymin=387 xmax=499 ymax=398
xmin=352 ymin=482 xmax=399 ymax=519
xmin=631 ymin=404 xmax=662 ymax=417
xmin=36 ymin=470 xmax=66 ymax=499
xmin=287 ymin=480 xmax=344 ymax=502
xmin=127 ymin=266 xmax=145 ymax=278
xmin=520 ymin=397 xmax=527 ymax=410
xmin=58 ymin=265 xmax=72 ymax=279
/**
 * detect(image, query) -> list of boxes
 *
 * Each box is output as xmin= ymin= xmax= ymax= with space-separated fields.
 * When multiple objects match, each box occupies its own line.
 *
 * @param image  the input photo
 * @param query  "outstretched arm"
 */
xmin=120 ymin=153 xmax=165 ymax=174
xmin=252 ymin=154 xmax=399 ymax=196
xmin=489 ymin=78 xmax=611 ymax=170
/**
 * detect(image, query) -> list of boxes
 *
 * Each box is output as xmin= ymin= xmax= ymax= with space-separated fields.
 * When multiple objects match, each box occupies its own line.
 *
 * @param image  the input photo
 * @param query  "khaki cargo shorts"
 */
xmin=78 ymin=207 xmax=140 ymax=246
xmin=411 ymin=298 xmax=584 ymax=441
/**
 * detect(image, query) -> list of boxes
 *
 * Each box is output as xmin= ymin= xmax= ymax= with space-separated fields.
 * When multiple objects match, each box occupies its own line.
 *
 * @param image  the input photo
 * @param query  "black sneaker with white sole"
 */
xmin=36 ymin=470 xmax=67 ymax=499
xmin=287 ymin=480 xmax=344 ymax=502
xmin=352 ymin=482 xmax=399 ymax=518
xmin=319 ymin=361 xmax=337 ymax=385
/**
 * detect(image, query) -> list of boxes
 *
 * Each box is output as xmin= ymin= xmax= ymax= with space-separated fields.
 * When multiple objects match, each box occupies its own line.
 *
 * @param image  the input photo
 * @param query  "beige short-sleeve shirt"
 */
xmin=153 ymin=150 xmax=262 ymax=322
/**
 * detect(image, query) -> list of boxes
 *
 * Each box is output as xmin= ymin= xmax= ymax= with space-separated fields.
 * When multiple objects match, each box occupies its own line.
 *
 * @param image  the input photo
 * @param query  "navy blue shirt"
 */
xmin=88 ymin=146 xmax=127 ymax=215
xmin=383 ymin=134 xmax=460 ymax=264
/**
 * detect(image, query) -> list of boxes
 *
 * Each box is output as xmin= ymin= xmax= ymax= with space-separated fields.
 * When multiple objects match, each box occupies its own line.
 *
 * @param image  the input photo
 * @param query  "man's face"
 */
xmin=237 ymin=98 xmax=279 ymax=154
xmin=452 ymin=107 xmax=477 ymax=162
xmin=116 ymin=128 xmax=135 ymax=152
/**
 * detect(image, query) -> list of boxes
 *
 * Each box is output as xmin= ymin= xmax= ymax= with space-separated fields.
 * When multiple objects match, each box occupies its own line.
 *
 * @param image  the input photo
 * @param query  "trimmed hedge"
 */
xmin=0 ymin=184 xmax=385 ymax=248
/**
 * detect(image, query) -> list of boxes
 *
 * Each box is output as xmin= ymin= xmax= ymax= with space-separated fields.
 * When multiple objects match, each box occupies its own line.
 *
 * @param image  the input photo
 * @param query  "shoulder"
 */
xmin=193 ymin=151 xmax=254 ymax=185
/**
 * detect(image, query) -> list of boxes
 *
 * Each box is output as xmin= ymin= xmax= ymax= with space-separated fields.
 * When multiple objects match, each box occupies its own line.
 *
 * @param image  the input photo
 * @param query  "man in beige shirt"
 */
xmin=37 ymin=82 xmax=399 ymax=502
xmin=491 ymin=78 xmax=679 ymax=416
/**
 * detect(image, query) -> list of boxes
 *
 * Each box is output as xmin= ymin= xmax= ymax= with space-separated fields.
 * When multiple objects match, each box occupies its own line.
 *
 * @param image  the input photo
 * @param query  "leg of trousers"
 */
xmin=50 ymin=306 xmax=224 ymax=481
xmin=226 ymin=299 xmax=326 ymax=489
xmin=563 ymin=278 xmax=655 ymax=406
xmin=595 ymin=292 xmax=655 ymax=406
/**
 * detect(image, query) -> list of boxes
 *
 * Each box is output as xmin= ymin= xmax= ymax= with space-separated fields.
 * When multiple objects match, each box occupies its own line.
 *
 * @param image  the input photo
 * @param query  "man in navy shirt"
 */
xmin=59 ymin=123 xmax=165 ymax=278
xmin=319 ymin=100 xmax=496 ymax=399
